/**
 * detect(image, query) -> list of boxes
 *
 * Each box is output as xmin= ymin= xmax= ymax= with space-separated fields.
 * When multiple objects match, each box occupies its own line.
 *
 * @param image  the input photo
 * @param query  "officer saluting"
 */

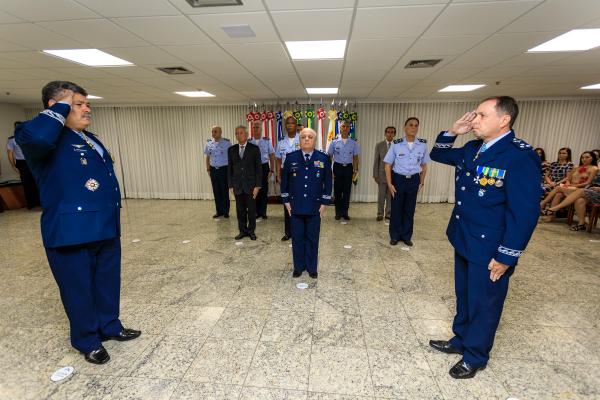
xmin=327 ymin=120 xmax=360 ymax=220
xmin=249 ymin=121 xmax=275 ymax=219
xmin=281 ymin=128 xmax=332 ymax=279
xmin=384 ymin=117 xmax=429 ymax=247
xmin=204 ymin=126 xmax=231 ymax=219
xmin=276 ymin=116 xmax=300 ymax=241
xmin=429 ymin=96 xmax=541 ymax=379
xmin=15 ymin=81 xmax=140 ymax=364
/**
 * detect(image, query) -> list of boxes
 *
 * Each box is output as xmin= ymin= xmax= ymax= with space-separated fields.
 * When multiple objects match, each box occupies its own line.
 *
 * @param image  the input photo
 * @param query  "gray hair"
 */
xmin=235 ymin=125 xmax=247 ymax=132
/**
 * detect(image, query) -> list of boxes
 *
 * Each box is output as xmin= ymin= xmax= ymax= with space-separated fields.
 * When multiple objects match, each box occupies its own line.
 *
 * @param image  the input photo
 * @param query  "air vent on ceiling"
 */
xmin=222 ymin=24 xmax=255 ymax=38
xmin=185 ymin=0 xmax=243 ymax=7
xmin=157 ymin=66 xmax=193 ymax=75
xmin=405 ymin=59 xmax=442 ymax=69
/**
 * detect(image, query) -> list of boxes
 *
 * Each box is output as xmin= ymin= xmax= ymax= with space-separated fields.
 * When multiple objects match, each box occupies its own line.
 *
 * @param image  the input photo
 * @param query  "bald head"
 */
xmin=211 ymin=126 xmax=222 ymax=140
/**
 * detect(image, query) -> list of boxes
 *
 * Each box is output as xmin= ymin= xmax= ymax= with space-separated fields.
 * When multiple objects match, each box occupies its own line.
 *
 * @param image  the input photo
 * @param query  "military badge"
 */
xmin=80 ymin=157 xmax=87 ymax=166
xmin=85 ymin=178 xmax=100 ymax=191
xmin=479 ymin=177 xmax=488 ymax=186
xmin=478 ymin=189 xmax=485 ymax=197
xmin=487 ymin=178 xmax=495 ymax=186
xmin=495 ymin=180 xmax=504 ymax=187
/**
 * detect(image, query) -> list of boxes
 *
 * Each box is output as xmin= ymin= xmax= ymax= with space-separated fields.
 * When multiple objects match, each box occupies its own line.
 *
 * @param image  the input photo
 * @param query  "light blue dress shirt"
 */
xmin=204 ymin=138 xmax=231 ymax=167
xmin=327 ymin=137 xmax=360 ymax=165
xmin=383 ymin=137 xmax=430 ymax=175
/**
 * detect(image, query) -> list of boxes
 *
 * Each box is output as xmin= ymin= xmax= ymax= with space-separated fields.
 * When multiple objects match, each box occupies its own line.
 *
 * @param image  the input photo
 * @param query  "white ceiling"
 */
xmin=0 ymin=0 xmax=599 ymax=105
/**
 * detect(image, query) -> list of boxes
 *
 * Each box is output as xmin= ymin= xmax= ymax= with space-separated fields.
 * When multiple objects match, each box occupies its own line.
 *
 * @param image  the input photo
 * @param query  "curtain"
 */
xmin=26 ymin=99 xmax=600 ymax=203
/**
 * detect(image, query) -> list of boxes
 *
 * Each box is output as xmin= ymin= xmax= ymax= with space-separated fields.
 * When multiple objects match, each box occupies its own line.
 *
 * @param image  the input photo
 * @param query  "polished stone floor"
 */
xmin=0 ymin=200 xmax=598 ymax=400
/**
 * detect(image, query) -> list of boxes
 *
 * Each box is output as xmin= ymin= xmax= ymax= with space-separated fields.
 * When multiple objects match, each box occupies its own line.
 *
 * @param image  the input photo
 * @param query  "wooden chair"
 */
xmin=567 ymin=203 xmax=600 ymax=233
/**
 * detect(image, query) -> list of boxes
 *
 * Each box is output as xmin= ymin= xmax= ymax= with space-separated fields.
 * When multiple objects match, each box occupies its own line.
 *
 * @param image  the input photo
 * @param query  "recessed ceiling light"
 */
xmin=528 ymin=29 xmax=600 ymax=52
xmin=439 ymin=85 xmax=485 ymax=92
xmin=175 ymin=91 xmax=215 ymax=97
xmin=306 ymin=88 xmax=338 ymax=94
xmin=42 ymin=49 xmax=133 ymax=67
xmin=285 ymin=40 xmax=346 ymax=60
xmin=581 ymin=83 xmax=600 ymax=89
xmin=87 ymin=95 xmax=103 ymax=99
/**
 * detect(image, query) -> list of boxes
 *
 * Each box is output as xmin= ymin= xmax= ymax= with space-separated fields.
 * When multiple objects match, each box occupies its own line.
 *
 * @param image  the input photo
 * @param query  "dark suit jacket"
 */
xmin=228 ymin=142 xmax=262 ymax=195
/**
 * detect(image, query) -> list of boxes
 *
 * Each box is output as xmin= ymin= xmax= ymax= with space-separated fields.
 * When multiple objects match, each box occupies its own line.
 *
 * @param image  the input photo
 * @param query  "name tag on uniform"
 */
xmin=314 ymin=161 xmax=324 ymax=168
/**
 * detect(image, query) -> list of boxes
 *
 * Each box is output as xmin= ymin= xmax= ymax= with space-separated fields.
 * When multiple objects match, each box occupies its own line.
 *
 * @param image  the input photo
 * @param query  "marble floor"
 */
xmin=0 ymin=200 xmax=598 ymax=400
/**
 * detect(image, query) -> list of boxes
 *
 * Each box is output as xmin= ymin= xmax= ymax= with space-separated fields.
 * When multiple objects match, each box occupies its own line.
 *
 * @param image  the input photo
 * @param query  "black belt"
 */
xmin=394 ymin=172 xmax=418 ymax=179
xmin=211 ymin=165 xmax=227 ymax=170
xmin=334 ymin=162 xmax=353 ymax=167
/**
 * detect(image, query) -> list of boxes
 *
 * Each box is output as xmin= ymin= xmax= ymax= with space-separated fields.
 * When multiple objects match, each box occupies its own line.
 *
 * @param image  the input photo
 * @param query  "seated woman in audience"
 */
xmin=542 ymin=151 xmax=598 ymax=220
xmin=535 ymin=147 xmax=549 ymax=192
xmin=542 ymin=147 xmax=573 ymax=195
xmin=545 ymin=171 xmax=600 ymax=230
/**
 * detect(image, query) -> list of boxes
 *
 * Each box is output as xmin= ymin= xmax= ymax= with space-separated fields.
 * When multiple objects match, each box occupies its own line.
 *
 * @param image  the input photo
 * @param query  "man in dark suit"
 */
xmin=228 ymin=125 xmax=262 ymax=240
xmin=15 ymin=81 xmax=140 ymax=365
xmin=372 ymin=126 xmax=396 ymax=220
xmin=429 ymin=96 xmax=541 ymax=379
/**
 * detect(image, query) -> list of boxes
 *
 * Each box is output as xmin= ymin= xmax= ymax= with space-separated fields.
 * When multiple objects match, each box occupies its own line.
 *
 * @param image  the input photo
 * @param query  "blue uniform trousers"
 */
xmin=45 ymin=238 xmax=123 ymax=353
xmin=283 ymin=204 xmax=291 ymax=236
xmin=449 ymin=251 xmax=512 ymax=367
xmin=210 ymin=166 xmax=230 ymax=216
xmin=333 ymin=163 xmax=353 ymax=217
xmin=389 ymin=173 xmax=419 ymax=241
xmin=290 ymin=213 xmax=321 ymax=274
xmin=256 ymin=163 xmax=270 ymax=217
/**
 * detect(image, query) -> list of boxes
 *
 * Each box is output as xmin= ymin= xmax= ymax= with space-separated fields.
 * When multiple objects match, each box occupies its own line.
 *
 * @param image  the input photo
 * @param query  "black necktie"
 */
xmin=305 ymin=153 xmax=310 ymax=162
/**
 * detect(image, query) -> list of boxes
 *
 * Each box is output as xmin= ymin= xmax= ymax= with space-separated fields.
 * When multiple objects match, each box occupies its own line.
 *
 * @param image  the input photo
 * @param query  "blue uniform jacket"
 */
xmin=15 ymin=103 xmax=121 ymax=248
xmin=281 ymin=150 xmax=333 ymax=215
xmin=430 ymin=131 xmax=541 ymax=267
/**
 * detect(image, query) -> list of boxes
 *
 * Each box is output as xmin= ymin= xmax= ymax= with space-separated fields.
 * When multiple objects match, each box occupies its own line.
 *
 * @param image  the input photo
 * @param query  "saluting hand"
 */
xmin=488 ymin=258 xmax=509 ymax=282
xmin=449 ymin=111 xmax=477 ymax=135
xmin=53 ymin=89 xmax=75 ymax=106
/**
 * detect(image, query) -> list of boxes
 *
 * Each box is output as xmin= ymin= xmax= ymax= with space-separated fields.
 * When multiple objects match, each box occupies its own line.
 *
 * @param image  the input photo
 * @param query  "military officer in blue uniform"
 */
xmin=276 ymin=116 xmax=300 ymax=241
xmin=281 ymin=128 xmax=332 ymax=278
xmin=204 ymin=126 xmax=231 ymax=218
xmin=250 ymin=121 xmax=275 ymax=219
xmin=15 ymin=81 xmax=140 ymax=365
xmin=429 ymin=96 xmax=541 ymax=379
xmin=384 ymin=117 xmax=429 ymax=247
xmin=327 ymin=120 xmax=360 ymax=220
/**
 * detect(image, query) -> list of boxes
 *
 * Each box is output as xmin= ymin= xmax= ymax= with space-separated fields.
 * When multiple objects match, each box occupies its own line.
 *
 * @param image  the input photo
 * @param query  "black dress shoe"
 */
xmin=235 ymin=233 xmax=246 ymax=240
xmin=281 ymin=235 xmax=291 ymax=241
xmin=84 ymin=346 xmax=110 ymax=364
xmin=335 ymin=215 xmax=341 ymax=220
xmin=293 ymin=271 xmax=302 ymax=278
xmin=261 ymin=215 xmax=268 ymax=219
xmin=212 ymin=214 xmax=222 ymax=219
xmin=104 ymin=328 xmax=142 ymax=342
xmin=376 ymin=216 xmax=383 ymax=221
xmin=390 ymin=239 xmax=398 ymax=245
xmin=249 ymin=233 xmax=257 ymax=240
xmin=309 ymin=272 xmax=318 ymax=279
xmin=429 ymin=340 xmax=462 ymax=354
xmin=449 ymin=359 xmax=486 ymax=379
xmin=343 ymin=215 xmax=350 ymax=220
xmin=403 ymin=240 xmax=413 ymax=247
xmin=223 ymin=214 xmax=229 ymax=218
